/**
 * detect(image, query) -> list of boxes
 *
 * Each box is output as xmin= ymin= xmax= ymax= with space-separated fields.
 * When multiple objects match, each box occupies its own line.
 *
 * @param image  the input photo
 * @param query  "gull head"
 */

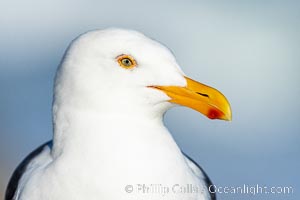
xmin=53 ymin=28 xmax=231 ymax=121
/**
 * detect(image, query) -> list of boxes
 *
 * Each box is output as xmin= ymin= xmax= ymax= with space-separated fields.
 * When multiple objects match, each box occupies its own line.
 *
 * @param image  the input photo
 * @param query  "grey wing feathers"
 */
xmin=183 ymin=153 xmax=216 ymax=200
xmin=5 ymin=141 xmax=53 ymax=200
xmin=5 ymin=143 xmax=215 ymax=200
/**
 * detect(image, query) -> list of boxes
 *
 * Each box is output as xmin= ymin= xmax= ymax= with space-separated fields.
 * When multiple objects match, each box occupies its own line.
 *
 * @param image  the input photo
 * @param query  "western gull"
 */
xmin=5 ymin=28 xmax=231 ymax=200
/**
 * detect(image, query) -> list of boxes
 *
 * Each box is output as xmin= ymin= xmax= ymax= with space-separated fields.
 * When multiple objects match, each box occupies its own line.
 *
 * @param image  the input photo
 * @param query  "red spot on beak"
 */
xmin=207 ymin=109 xmax=223 ymax=119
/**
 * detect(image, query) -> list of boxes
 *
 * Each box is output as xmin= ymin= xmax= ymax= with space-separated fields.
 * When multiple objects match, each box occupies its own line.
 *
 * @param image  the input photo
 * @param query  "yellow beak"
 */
xmin=149 ymin=76 xmax=232 ymax=121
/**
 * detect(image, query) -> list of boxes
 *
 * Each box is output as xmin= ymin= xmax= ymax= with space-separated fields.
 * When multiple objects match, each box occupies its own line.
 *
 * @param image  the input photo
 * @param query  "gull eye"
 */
xmin=122 ymin=58 xmax=132 ymax=66
xmin=116 ymin=54 xmax=137 ymax=69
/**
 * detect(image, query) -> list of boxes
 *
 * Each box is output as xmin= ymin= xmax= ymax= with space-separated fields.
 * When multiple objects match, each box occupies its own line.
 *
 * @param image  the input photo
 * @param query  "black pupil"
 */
xmin=123 ymin=59 xmax=131 ymax=66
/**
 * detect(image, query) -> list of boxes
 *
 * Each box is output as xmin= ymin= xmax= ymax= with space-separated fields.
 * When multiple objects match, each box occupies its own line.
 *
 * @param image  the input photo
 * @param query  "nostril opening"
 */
xmin=196 ymin=92 xmax=209 ymax=98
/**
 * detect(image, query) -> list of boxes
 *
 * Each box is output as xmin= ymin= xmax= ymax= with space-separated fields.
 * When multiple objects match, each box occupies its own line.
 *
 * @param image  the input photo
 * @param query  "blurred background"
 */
xmin=0 ymin=0 xmax=299 ymax=199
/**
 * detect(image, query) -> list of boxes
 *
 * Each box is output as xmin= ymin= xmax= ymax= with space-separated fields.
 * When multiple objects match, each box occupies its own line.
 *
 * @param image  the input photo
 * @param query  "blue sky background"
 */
xmin=0 ymin=0 xmax=299 ymax=199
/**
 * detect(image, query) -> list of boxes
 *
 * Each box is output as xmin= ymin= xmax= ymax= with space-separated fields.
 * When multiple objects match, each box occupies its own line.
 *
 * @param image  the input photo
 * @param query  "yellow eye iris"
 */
xmin=116 ymin=54 xmax=137 ymax=69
